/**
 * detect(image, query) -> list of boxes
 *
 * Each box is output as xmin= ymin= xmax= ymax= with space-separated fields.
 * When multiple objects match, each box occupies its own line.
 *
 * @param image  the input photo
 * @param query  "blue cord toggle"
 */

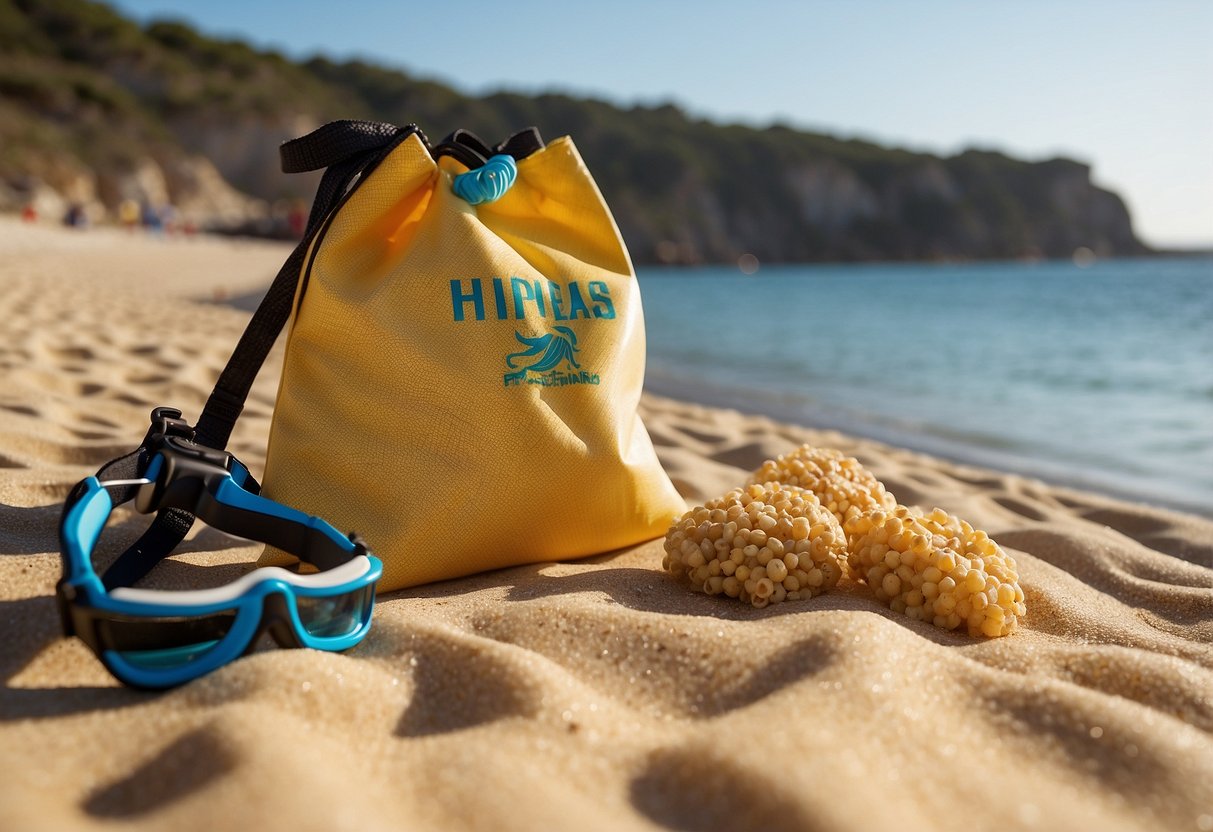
xmin=452 ymin=154 xmax=518 ymax=205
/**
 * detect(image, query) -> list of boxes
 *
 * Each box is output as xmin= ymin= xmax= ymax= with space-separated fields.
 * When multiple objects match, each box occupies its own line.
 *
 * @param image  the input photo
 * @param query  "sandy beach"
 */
xmin=0 ymin=217 xmax=1210 ymax=832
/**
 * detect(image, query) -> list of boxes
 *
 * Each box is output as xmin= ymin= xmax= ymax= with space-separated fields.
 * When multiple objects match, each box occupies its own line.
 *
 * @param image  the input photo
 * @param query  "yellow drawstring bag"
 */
xmin=180 ymin=121 xmax=684 ymax=591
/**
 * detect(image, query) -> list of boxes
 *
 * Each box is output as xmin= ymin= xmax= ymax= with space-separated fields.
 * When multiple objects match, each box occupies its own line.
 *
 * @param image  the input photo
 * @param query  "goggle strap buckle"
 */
xmin=94 ymin=407 xmax=233 ymax=591
xmin=142 ymin=406 xmax=194 ymax=446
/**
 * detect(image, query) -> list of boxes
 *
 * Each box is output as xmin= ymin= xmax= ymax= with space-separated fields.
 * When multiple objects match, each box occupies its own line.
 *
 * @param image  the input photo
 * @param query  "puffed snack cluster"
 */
xmin=748 ymin=445 xmax=897 ymax=526
xmin=662 ymin=483 xmax=847 ymax=609
xmin=845 ymin=505 xmax=1026 ymax=637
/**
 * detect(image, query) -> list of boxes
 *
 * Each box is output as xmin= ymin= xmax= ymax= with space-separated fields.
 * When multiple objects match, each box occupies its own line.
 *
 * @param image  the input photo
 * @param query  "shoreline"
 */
xmin=645 ymin=374 xmax=1213 ymax=522
xmin=10 ymin=215 xmax=1213 ymax=268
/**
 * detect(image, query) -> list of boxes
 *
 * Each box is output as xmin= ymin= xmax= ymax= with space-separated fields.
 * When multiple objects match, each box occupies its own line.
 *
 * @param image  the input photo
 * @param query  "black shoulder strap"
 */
xmin=279 ymin=120 xmax=405 ymax=175
xmin=196 ymin=121 xmax=419 ymax=449
xmin=102 ymin=120 xmax=414 ymax=589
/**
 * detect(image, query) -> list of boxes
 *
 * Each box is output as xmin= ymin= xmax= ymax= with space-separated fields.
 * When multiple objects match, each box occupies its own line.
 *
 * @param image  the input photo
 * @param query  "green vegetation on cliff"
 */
xmin=0 ymin=0 xmax=1148 ymax=262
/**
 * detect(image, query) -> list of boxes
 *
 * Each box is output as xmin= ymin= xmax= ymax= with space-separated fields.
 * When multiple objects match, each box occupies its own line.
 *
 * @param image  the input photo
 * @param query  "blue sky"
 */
xmin=110 ymin=0 xmax=1213 ymax=247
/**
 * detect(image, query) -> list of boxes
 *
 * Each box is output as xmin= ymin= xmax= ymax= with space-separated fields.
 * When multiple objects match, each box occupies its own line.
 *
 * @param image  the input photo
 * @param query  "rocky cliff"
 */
xmin=0 ymin=0 xmax=1148 ymax=261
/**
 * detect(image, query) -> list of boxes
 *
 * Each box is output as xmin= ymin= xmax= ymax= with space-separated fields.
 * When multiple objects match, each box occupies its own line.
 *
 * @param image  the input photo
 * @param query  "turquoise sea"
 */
xmin=638 ymin=257 xmax=1213 ymax=518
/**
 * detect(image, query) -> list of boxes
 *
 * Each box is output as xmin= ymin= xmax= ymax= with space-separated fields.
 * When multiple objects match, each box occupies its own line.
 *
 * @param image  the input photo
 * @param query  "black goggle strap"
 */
xmin=177 ymin=466 xmax=364 ymax=574
xmin=59 ymin=407 xmax=215 ymax=591
xmin=61 ymin=419 xmax=363 ymax=593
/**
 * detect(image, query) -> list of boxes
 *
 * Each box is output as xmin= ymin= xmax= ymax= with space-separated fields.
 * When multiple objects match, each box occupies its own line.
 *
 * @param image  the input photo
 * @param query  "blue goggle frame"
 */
xmin=57 ymin=408 xmax=383 ymax=689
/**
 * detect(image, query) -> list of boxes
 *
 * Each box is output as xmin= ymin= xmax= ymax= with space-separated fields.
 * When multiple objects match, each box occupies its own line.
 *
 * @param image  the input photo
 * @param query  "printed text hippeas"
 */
xmin=450 ymin=278 xmax=616 ymax=322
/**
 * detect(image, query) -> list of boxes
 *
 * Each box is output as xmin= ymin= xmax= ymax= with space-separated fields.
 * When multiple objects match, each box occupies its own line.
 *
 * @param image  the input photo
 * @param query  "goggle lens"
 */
xmin=295 ymin=585 xmax=374 ymax=639
xmin=116 ymin=641 xmax=224 ymax=669
xmin=99 ymin=611 xmax=237 ymax=670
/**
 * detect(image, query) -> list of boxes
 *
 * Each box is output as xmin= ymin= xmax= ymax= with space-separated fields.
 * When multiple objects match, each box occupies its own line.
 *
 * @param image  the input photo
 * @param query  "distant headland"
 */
xmin=0 ymin=0 xmax=1149 ymax=264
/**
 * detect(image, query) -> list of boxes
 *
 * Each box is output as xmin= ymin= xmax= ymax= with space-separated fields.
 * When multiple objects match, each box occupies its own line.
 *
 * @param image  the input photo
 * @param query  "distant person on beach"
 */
xmin=159 ymin=203 xmax=178 ymax=235
xmin=119 ymin=199 xmax=140 ymax=231
xmin=20 ymin=203 xmax=36 ymax=223
xmin=62 ymin=202 xmax=87 ymax=229
xmin=287 ymin=201 xmax=307 ymax=239
xmin=140 ymin=200 xmax=162 ymax=235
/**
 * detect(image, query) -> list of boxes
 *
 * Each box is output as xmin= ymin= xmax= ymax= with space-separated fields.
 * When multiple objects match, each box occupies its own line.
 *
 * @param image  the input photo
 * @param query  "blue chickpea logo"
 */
xmin=503 ymin=326 xmax=601 ymax=387
xmin=448 ymin=276 xmax=612 ymax=388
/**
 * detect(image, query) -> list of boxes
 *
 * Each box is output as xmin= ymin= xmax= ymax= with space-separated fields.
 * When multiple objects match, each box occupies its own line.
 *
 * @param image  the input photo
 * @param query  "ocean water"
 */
xmin=638 ymin=257 xmax=1213 ymax=517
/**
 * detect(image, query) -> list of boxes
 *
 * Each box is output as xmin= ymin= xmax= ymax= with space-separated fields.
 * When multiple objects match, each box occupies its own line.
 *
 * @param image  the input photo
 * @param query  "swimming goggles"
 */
xmin=57 ymin=407 xmax=382 ymax=689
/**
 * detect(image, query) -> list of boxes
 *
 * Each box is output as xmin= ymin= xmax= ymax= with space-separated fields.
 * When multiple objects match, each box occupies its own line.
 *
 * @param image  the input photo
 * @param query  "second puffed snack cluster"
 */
xmin=662 ymin=444 xmax=1027 ymax=638
xmin=749 ymin=446 xmax=897 ymax=526
xmin=845 ymin=506 xmax=1025 ymax=638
